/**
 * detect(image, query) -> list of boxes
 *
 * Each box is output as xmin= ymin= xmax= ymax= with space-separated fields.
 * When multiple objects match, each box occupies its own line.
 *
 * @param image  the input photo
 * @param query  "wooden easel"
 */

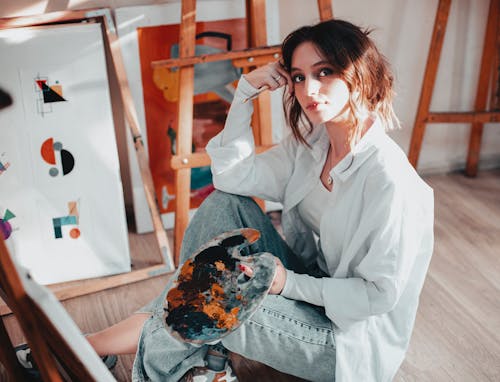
xmin=152 ymin=0 xmax=334 ymax=264
xmin=408 ymin=0 xmax=500 ymax=176
xmin=0 ymin=236 xmax=116 ymax=381
xmin=0 ymin=9 xmax=175 ymax=314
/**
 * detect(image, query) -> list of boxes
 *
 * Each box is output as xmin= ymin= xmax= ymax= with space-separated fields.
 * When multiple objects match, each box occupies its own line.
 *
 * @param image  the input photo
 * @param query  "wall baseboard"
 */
xmin=418 ymin=155 xmax=500 ymax=176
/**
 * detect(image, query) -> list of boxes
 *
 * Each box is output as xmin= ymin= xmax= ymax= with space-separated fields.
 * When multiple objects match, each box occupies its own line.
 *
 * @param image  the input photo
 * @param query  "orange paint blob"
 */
xmin=167 ymin=287 xmax=185 ymax=310
xmin=178 ymin=260 xmax=194 ymax=282
xmin=214 ymin=260 xmax=226 ymax=271
xmin=211 ymin=283 xmax=225 ymax=299
xmin=202 ymin=302 xmax=240 ymax=330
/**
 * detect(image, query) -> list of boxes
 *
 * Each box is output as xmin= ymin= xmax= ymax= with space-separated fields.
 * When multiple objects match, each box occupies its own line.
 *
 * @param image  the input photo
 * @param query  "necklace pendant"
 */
xmin=327 ymin=176 xmax=333 ymax=185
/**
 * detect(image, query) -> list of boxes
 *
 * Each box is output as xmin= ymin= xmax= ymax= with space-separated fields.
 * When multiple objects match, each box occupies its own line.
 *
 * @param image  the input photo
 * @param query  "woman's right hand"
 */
xmin=243 ymin=61 xmax=292 ymax=94
xmin=239 ymin=256 xmax=287 ymax=295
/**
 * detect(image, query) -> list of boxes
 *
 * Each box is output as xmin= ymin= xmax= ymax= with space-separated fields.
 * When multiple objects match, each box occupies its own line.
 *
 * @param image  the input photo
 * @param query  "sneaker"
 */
xmin=15 ymin=344 xmax=40 ymax=381
xmin=180 ymin=343 xmax=237 ymax=381
xmin=206 ymin=343 xmax=229 ymax=372
xmin=181 ymin=362 xmax=238 ymax=382
xmin=15 ymin=343 xmax=117 ymax=380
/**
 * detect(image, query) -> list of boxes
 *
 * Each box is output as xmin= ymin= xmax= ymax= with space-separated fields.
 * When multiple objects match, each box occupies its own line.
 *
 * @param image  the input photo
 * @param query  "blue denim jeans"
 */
xmin=132 ymin=191 xmax=336 ymax=381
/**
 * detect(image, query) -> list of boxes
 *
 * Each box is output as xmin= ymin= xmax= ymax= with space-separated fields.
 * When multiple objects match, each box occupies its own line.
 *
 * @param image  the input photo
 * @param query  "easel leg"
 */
xmin=317 ymin=0 xmax=334 ymax=20
xmin=408 ymin=0 xmax=451 ymax=168
xmin=174 ymin=0 xmax=197 ymax=264
xmin=466 ymin=0 xmax=499 ymax=177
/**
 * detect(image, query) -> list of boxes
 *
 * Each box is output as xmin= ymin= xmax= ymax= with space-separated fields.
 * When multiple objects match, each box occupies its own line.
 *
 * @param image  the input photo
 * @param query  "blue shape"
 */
xmin=53 ymin=215 xmax=78 ymax=238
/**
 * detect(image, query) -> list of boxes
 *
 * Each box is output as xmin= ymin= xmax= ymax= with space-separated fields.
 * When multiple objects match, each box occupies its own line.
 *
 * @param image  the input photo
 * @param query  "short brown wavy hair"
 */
xmin=281 ymin=19 xmax=399 ymax=147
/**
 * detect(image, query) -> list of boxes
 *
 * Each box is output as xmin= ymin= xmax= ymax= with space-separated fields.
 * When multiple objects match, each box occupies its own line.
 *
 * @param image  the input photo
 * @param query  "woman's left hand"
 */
xmin=239 ymin=256 xmax=287 ymax=295
xmin=243 ymin=61 xmax=291 ymax=94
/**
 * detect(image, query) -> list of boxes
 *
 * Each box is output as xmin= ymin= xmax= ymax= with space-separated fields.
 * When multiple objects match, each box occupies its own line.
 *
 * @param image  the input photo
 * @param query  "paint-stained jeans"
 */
xmin=132 ymin=191 xmax=336 ymax=382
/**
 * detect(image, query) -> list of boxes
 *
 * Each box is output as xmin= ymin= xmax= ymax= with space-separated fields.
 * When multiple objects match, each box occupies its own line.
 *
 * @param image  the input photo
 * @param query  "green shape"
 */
xmin=3 ymin=209 xmax=15 ymax=221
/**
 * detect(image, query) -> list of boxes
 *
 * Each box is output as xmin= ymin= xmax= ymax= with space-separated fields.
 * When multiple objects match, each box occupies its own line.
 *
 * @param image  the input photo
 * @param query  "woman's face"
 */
xmin=290 ymin=41 xmax=350 ymax=125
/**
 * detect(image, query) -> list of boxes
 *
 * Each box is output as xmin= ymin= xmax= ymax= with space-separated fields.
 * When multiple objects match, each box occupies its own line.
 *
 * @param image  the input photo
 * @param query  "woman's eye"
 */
xmin=291 ymin=74 xmax=304 ymax=83
xmin=318 ymin=68 xmax=333 ymax=77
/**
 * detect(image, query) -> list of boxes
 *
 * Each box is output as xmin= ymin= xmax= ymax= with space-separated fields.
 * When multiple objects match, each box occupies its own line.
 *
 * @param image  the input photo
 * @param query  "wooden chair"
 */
xmin=0 ymin=236 xmax=116 ymax=381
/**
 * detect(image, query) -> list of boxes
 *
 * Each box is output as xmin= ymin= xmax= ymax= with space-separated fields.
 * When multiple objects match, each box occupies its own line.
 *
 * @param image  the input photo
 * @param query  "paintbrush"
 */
xmin=242 ymin=85 xmax=270 ymax=103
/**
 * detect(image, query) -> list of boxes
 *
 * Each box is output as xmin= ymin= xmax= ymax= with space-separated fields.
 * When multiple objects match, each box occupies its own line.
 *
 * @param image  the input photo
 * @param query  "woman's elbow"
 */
xmin=368 ymin=280 xmax=401 ymax=315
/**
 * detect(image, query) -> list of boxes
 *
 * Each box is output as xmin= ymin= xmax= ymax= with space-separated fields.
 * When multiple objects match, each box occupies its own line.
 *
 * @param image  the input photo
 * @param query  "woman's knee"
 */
xmin=180 ymin=191 xmax=259 ymax=262
xmin=202 ymin=190 xmax=258 ymax=212
xmin=187 ymin=190 xmax=263 ymax=233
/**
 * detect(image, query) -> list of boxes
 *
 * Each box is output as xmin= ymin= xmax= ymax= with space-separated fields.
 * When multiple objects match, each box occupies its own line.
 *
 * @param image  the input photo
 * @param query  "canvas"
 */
xmin=0 ymin=23 xmax=130 ymax=284
xmin=115 ymin=0 xmax=283 ymax=233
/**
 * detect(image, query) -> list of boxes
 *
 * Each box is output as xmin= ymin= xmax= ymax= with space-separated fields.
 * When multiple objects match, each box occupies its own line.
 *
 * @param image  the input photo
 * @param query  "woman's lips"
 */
xmin=306 ymin=102 xmax=320 ymax=110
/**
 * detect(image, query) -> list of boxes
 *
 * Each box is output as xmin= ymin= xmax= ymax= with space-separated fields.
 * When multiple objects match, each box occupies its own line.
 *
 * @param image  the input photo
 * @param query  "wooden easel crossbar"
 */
xmin=152 ymin=45 xmax=282 ymax=69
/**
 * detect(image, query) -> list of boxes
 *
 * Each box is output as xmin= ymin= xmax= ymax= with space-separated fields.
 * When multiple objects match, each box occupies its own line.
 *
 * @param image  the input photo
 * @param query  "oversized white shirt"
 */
xmin=207 ymin=76 xmax=434 ymax=382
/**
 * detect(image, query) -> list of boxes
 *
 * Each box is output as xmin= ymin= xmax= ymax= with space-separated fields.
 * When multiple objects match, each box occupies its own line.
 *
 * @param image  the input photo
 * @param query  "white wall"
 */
xmin=0 ymin=0 xmax=498 ymax=193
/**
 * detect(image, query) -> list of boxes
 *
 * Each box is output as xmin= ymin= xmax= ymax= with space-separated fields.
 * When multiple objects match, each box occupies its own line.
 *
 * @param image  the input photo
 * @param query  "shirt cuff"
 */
xmin=238 ymin=75 xmax=259 ymax=97
xmin=281 ymin=269 xmax=296 ymax=297
xmin=280 ymin=270 xmax=325 ymax=307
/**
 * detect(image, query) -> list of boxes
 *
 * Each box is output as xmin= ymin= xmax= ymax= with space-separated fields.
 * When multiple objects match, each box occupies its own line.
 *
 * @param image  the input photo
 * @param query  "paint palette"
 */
xmin=163 ymin=228 xmax=276 ymax=344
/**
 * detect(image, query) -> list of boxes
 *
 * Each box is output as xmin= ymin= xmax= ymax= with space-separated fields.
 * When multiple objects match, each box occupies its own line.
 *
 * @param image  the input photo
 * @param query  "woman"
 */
xmin=200 ymin=19 xmax=434 ymax=381
xmin=19 ymin=19 xmax=434 ymax=382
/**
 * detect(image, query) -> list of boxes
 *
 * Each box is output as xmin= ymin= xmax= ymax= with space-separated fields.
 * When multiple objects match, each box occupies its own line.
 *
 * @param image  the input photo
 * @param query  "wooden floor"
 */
xmin=1 ymin=169 xmax=500 ymax=381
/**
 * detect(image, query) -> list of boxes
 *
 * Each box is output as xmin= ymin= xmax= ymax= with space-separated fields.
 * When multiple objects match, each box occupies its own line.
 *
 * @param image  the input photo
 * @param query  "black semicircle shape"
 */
xmin=60 ymin=149 xmax=75 ymax=175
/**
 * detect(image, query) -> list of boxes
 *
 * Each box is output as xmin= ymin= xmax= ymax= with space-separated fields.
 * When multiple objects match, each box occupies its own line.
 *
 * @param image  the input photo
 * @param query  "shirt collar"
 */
xmin=333 ymin=117 xmax=386 ymax=181
xmin=305 ymin=117 xmax=386 ymax=181
xmin=308 ymin=125 xmax=330 ymax=162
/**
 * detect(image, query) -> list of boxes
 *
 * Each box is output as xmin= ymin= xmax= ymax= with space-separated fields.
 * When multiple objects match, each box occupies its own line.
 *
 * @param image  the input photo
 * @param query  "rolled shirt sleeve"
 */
xmin=206 ymin=76 xmax=297 ymax=203
xmin=281 ymin=271 xmax=399 ymax=331
xmin=281 ymin=270 xmax=324 ymax=306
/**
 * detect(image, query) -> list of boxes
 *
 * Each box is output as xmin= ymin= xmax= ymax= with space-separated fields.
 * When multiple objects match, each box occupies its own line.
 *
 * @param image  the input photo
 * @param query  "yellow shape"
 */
xmin=51 ymin=84 xmax=63 ymax=97
xmin=153 ymin=67 xmax=179 ymax=102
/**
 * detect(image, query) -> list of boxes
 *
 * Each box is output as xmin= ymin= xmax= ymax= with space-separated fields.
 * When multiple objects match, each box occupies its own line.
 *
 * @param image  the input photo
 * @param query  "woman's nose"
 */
xmin=305 ymin=77 xmax=320 ymax=95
